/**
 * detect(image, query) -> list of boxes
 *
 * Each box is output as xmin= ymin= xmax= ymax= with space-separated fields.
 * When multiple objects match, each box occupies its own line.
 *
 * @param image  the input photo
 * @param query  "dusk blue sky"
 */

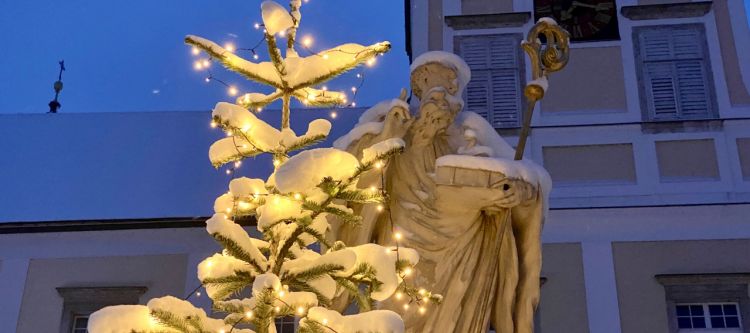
xmin=0 ymin=0 xmax=409 ymax=115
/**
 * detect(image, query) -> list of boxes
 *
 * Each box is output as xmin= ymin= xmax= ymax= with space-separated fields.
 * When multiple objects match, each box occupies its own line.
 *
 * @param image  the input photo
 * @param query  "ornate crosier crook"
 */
xmin=514 ymin=18 xmax=571 ymax=161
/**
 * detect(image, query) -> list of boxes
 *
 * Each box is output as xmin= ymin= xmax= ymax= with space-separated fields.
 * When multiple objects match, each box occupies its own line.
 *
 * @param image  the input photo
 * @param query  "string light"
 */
xmin=403 ymin=267 xmax=413 ymax=276
xmin=352 ymin=102 xmax=357 ymax=107
xmin=293 ymin=193 xmax=302 ymax=200
xmin=322 ymin=86 xmax=327 ymax=91
xmin=273 ymin=159 xmax=281 ymax=167
xmin=210 ymin=121 xmax=217 ymax=128
xmin=403 ymin=304 xmax=410 ymax=310
xmin=419 ymin=306 xmax=426 ymax=315
xmin=302 ymin=36 xmax=313 ymax=47
xmin=278 ymin=30 xmax=286 ymax=37
xmin=256 ymin=107 xmax=263 ymax=112
xmin=322 ymin=319 xmax=328 ymax=325
xmin=194 ymin=61 xmax=204 ymax=70
xmin=297 ymin=306 xmax=306 ymax=315
xmin=205 ymin=77 xmax=211 ymax=83
xmin=202 ymin=59 xmax=211 ymax=67
xmin=196 ymin=291 xmax=201 ymax=297
xmin=351 ymin=87 xmax=357 ymax=93
xmin=224 ymin=43 xmax=236 ymax=52
xmin=228 ymin=86 xmax=239 ymax=96
xmin=274 ymin=306 xmax=281 ymax=313
xmin=253 ymin=53 xmax=259 ymax=60
xmin=322 ymin=54 xmax=329 ymax=60
xmin=225 ymin=169 xmax=232 ymax=175
xmin=191 ymin=47 xmax=200 ymax=55
xmin=245 ymin=311 xmax=254 ymax=319
xmin=395 ymin=292 xmax=403 ymax=300
xmin=375 ymin=161 xmax=384 ymax=169
xmin=226 ymin=130 xmax=234 ymax=136
xmin=394 ymin=232 xmax=403 ymax=240
xmin=234 ymin=161 xmax=242 ymax=168
xmin=330 ymin=111 xmax=337 ymax=119
xmin=366 ymin=57 xmax=376 ymax=67
xmin=253 ymin=22 xmax=261 ymax=29
xmin=377 ymin=204 xmax=384 ymax=212
xmin=219 ymin=329 xmax=226 ymax=333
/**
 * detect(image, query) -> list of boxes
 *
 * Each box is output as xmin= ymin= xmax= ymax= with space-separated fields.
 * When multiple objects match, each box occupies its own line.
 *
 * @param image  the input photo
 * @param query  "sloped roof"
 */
xmin=0 ymin=108 xmax=363 ymax=223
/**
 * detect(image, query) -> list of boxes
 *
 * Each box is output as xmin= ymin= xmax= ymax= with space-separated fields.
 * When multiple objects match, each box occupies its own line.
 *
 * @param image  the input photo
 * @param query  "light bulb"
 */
xmin=273 ymin=159 xmax=281 ymax=167
xmin=256 ymin=107 xmax=263 ymax=112
xmin=356 ymin=73 xmax=362 ymax=78
xmin=278 ymin=290 xmax=285 ymax=297
xmin=225 ymin=207 xmax=232 ymax=213
xmin=322 ymin=319 xmax=328 ymax=325
xmin=241 ymin=124 xmax=251 ymax=132
xmin=253 ymin=54 xmax=259 ymax=60
xmin=234 ymin=161 xmax=242 ymax=168
xmin=293 ymin=193 xmax=302 ymax=200
xmin=367 ymin=58 xmax=376 ymax=67
xmin=194 ymin=61 xmax=203 ymax=70
xmin=322 ymin=86 xmax=328 ymax=91
xmin=219 ymin=329 xmax=226 ymax=333
xmin=196 ymin=291 xmax=201 ymax=297
xmin=278 ymin=30 xmax=286 ymax=37
xmin=330 ymin=111 xmax=337 ymax=119
xmin=245 ymin=311 xmax=253 ymax=318
xmin=210 ymin=121 xmax=217 ymax=128
xmin=202 ymin=59 xmax=210 ymax=67
xmin=191 ymin=47 xmax=200 ymax=55
xmin=297 ymin=306 xmax=305 ymax=315
xmin=322 ymin=54 xmax=329 ymax=60
xmin=403 ymin=303 xmax=410 ymax=310
xmin=224 ymin=43 xmax=235 ymax=52
xmin=376 ymin=204 xmax=384 ymax=212
xmin=226 ymin=130 xmax=233 ymax=136
xmin=403 ymin=267 xmax=413 ymax=276
xmin=370 ymin=186 xmax=377 ymax=192
xmin=394 ymin=232 xmax=403 ymax=240
xmin=375 ymin=161 xmax=384 ymax=169
xmin=228 ymin=86 xmax=238 ymax=96
xmin=205 ymin=77 xmax=211 ymax=83
xmin=419 ymin=306 xmax=426 ymax=315
xmin=254 ymin=23 xmax=260 ymax=29
xmin=225 ymin=169 xmax=232 ymax=175
xmin=351 ymin=87 xmax=357 ymax=92
xmin=302 ymin=36 xmax=313 ymax=47
xmin=352 ymin=102 xmax=357 ymax=107
xmin=274 ymin=306 xmax=281 ymax=313
xmin=395 ymin=292 xmax=403 ymax=300
xmin=418 ymin=288 xmax=426 ymax=295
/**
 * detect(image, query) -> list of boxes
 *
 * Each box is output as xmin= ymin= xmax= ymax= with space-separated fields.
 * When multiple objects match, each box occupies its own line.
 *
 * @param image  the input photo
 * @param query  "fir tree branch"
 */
xmin=284 ymin=263 xmax=345 ymax=282
xmin=209 ymin=233 xmax=266 ymax=272
xmin=290 ymin=42 xmax=392 ymax=90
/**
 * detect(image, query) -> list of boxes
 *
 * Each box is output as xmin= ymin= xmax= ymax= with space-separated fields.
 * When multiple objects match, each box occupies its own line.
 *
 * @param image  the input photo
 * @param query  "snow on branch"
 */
xmin=186 ymin=35 xmax=282 ymax=88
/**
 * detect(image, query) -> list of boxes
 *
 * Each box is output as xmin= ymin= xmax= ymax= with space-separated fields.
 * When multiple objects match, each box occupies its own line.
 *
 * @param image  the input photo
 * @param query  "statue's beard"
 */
xmin=408 ymin=101 xmax=453 ymax=148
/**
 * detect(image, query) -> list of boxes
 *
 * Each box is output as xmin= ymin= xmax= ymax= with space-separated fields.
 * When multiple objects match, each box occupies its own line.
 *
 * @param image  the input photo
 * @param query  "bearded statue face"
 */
xmin=410 ymin=87 xmax=461 ymax=147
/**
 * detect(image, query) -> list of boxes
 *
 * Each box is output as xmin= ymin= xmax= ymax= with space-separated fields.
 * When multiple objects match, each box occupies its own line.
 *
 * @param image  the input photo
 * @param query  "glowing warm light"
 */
xmin=278 ymin=290 xmax=285 ymax=297
xmin=322 ymin=54 xmax=329 ymax=60
xmin=224 ymin=43 xmax=236 ymax=52
xmin=253 ymin=54 xmax=259 ymax=60
xmin=238 ymin=201 xmax=251 ymax=210
xmin=148 ymin=316 xmax=158 ymax=326
xmin=205 ymin=77 xmax=211 ymax=83
xmin=351 ymin=87 xmax=357 ymax=93
xmin=322 ymin=86 xmax=328 ymax=91
xmin=322 ymin=318 xmax=329 ymax=325
xmin=254 ymin=22 xmax=260 ymax=29
xmin=370 ymin=186 xmax=377 ymax=192
xmin=330 ymin=111 xmax=337 ymax=119
xmin=196 ymin=291 xmax=201 ymax=297
xmin=418 ymin=288 xmax=426 ymax=296
xmin=234 ymin=161 xmax=242 ymax=168
xmin=194 ymin=61 xmax=204 ymax=70
xmin=352 ymin=102 xmax=357 ymax=107
xmin=293 ymin=193 xmax=302 ymax=200
xmin=225 ymin=169 xmax=232 ymax=175
xmin=307 ymin=94 xmax=316 ymax=102
xmin=226 ymin=130 xmax=234 ymax=136
xmin=225 ymin=207 xmax=232 ymax=213
xmin=375 ymin=161 xmax=384 ymax=169
xmin=210 ymin=121 xmax=218 ymax=128
xmin=241 ymin=124 xmax=251 ymax=132
xmin=274 ymin=306 xmax=281 ymax=313
xmin=228 ymin=86 xmax=239 ymax=96
xmin=191 ymin=47 xmax=200 ymax=55
xmin=278 ymin=30 xmax=286 ymax=37
xmin=245 ymin=311 xmax=254 ymax=318
xmin=394 ymin=232 xmax=403 ymax=240
xmin=395 ymin=292 xmax=403 ymax=300
xmin=302 ymin=36 xmax=313 ymax=47
xmin=202 ymin=59 xmax=211 ymax=67
xmin=256 ymin=107 xmax=263 ymax=112
xmin=297 ymin=306 xmax=305 ymax=315
xmin=219 ymin=330 xmax=226 ymax=333
xmin=403 ymin=267 xmax=413 ymax=276
xmin=377 ymin=204 xmax=384 ymax=212
xmin=403 ymin=303 xmax=410 ymax=310
xmin=367 ymin=57 xmax=376 ymax=66
xmin=419 ymin=306 xmax=426 ymax=315
xmin=356 ymin=73 xmax=362 ymax=78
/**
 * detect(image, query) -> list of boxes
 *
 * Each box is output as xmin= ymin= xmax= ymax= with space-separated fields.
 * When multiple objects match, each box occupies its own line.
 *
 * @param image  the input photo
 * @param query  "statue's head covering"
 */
xmin=410 ymin=51 xmax=471 ymax=100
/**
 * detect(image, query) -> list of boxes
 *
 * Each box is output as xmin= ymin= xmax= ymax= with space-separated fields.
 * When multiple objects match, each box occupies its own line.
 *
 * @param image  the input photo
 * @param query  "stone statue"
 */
xmin=331 ymin=51 xmax=551 ymax=333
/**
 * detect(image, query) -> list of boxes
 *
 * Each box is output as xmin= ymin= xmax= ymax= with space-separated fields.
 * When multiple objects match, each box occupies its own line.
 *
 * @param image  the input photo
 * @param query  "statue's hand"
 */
xmin=381 ymin=104 xmax=413 ymax=140
xmin=484 ymin=179 xmax=537 ymax=212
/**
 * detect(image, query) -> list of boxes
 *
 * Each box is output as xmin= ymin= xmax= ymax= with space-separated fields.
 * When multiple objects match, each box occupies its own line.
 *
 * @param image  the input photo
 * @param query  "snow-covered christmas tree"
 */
xmin=86 ymin=1 xmax=439 ymax=333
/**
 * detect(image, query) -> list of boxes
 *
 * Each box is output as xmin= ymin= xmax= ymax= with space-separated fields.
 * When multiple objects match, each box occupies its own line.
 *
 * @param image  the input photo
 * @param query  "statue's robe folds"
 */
xmin=333 ymin=111 xmax=549 ymax=333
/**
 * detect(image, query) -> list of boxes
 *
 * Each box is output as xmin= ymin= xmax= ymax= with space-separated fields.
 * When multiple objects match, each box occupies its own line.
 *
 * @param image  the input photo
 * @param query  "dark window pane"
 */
xmin=710 ymin=316 xmax=725 ymax=328
xmin=677 ymin=317 xmax=693 ymax=328
xmin=723 ymin=304 xmax=738 ymax=315
xmin=676 ymin=305 xmax=690 ymax=316
xmin=690 ymin=305 xmax=704 ymax=316
xmin=725 ymin=316 xmax=740 ymax=328
xmin=692 ymin=317 xmax=706 ymax=328
xmin=708 ymin=304 xmax=723 ymax=316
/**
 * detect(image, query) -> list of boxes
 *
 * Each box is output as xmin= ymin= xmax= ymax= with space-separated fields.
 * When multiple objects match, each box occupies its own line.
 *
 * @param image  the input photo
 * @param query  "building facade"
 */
xmin=406 ymin=0 xmax=750 ymax=332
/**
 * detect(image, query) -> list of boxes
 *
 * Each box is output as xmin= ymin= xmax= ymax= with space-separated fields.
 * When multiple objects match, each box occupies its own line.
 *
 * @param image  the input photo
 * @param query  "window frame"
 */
xmin=57 ymin=286 xmax=147 ymax=333
xmin=453 ymin=33 xmax=526 ymax=129
xmin=675 ymin=302 xmax=743 ymax=331
xmin=633 ymin=23 xmax=718 ymax=122
xmin=655 ymin=273 xmax=750 ymax=333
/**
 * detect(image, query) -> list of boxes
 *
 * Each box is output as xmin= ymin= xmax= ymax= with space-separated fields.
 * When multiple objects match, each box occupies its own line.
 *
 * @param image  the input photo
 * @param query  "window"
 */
xmin=676 ymin=303 xmax=742 ymax=331
xmin=57 ymin=287 xmax=146 ymax=333
xmin=455 ymin=34 xmax=525 ymax=128
xmin=634 ymin=24 xmax=716 ymax=121
xmin=71 ymin=316 xmax=89 ymax=333
xmin=275 ymin=316 xmax=297 ymax=333
xmin=656 ymin=273 xmax=750 ymax=333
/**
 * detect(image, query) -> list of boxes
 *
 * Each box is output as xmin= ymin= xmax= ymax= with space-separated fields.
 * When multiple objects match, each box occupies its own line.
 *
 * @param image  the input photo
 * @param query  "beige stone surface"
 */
xmin=541 ymin=47 xmax=627 ymax=113
xmin=613 ymin=239 xmax=750 ymax=333
xmin=17 ymin=254 xmax=187 ymax=333
xmin=543 ymin=144 xmax=637 ymax=184
xmin=539 ymin=243 xmax=590 ymax=333
xmin=655 ymin=139 xmax=720 ymax=181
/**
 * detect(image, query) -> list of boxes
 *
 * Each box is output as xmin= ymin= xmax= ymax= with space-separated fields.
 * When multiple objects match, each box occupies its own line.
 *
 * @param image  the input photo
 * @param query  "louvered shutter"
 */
xmin=637 ymin=25 xmax=714 ymax=121
xmin=457 ymin=34 xmax=523 ymax=128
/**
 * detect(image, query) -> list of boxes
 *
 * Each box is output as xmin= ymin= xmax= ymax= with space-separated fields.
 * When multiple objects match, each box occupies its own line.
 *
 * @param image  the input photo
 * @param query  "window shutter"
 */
xmin=458 ymin=34 xmax=523 ymax=128
xmin=637 ymin=25 xmax=714 ymax=121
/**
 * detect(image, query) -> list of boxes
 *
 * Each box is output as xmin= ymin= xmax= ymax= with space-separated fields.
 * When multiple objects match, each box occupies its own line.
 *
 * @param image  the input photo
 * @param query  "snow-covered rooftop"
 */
xmin=0 ymin=108 xmax=363 ymax=223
